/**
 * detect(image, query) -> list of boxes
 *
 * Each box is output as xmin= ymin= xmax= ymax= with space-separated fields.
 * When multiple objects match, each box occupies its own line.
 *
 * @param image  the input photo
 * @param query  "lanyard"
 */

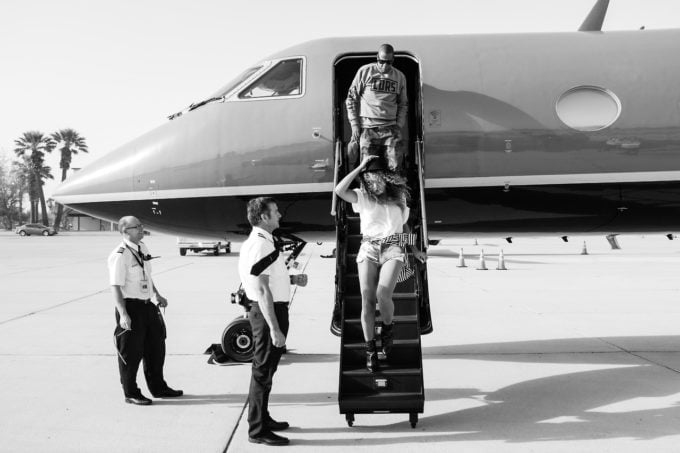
xmin=125 ymin=245 xmax=146 ymax=278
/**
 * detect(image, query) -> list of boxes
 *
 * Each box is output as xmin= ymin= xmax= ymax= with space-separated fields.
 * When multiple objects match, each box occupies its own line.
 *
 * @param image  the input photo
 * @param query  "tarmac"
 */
xmin=1 ymin=230 xmax=680 ymax=452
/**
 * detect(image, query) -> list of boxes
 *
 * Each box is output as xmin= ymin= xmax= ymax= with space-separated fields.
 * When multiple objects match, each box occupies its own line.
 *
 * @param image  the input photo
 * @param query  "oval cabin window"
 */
xmin=556 ymin=86 xmax=621 ymax=131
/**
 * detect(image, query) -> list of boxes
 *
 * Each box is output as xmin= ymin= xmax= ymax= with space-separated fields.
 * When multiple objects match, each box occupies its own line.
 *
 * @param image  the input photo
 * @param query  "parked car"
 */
xmin=15 ymin=223 xmax=57 ymax=236
xmin=177 ymin=237 xmax=230 ymax=256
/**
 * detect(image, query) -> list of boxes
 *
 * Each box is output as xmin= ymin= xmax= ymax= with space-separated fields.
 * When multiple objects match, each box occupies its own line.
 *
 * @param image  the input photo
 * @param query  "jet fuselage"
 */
xmin=54 ymin=30 xmax=680 ymax=238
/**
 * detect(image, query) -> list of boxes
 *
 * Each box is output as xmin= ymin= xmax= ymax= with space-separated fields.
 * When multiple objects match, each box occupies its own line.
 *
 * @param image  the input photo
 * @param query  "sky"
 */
xmin=1 ymin=0 xmax=679 ymax=198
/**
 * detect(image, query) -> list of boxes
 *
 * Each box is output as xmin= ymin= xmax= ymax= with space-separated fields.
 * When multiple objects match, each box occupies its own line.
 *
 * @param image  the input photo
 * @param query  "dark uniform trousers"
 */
xmin=247 ymin=301 xmax=290 ymax=437
xmin=114 ymin=298 xmax=168 ymax=397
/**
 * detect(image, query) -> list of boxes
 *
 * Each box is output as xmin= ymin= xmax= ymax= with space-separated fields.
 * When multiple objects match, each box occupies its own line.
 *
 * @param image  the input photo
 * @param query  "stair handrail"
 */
xmin=331 ymin=139 xmax=342 ymax=216
xmin=415 ymin=139 xmax=428 ymax=250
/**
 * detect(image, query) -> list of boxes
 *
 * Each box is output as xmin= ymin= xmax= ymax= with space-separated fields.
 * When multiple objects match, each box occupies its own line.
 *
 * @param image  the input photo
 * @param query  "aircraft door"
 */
xmin=333 ymin=54 xmax=423 ymax=176
xmin=333 ymin=53 xmax=426 ymax=235
xmin=221 ymin=57 xmax=334 ymax=189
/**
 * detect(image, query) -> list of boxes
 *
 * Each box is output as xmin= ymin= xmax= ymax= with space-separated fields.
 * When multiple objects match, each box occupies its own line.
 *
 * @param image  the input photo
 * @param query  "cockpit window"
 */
xmin=239 ymin=59 xmax=302 ymax=99
xmin=210 ymin=65 xmax=263 ymax=98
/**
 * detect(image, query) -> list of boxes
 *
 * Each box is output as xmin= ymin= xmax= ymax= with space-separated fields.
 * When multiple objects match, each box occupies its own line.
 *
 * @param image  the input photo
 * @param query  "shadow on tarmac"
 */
xmin=422 ymin=336 xmax=680 ymax=361
xmin=286 ymin=370 xmax=680 ymax=445
xmin=278 ymin=336 xmax=680 ymax=445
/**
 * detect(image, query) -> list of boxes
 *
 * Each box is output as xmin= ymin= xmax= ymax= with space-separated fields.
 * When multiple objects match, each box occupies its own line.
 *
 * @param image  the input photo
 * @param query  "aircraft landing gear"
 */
xmin=220 ymin=317 xmax=253 ymax=362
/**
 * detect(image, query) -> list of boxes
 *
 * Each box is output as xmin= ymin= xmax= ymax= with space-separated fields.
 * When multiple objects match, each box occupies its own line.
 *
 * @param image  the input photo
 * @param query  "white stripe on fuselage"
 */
xmin=427 ymin=171 xmax=680 ymax=188
xmin=54 ymin=182 xmax=336 ymax=204
xmin=53 ymin=171 xmax=680 ymax=204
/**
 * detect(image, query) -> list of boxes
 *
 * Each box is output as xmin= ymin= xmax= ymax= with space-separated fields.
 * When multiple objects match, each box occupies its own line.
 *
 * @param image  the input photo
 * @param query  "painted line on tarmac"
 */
xmin=596 ymin=337 xmax=680 ymax=374
xmin=223 ymin=400 xmax=248 ymax=452
xmin=0 ymin=263 xmax=193 ymax=326
xmin=0 ymin=258 xmax=102 ymax=277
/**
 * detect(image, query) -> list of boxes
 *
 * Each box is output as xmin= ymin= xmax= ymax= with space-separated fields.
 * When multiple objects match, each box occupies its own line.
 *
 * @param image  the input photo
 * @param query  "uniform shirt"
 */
xmin=238 ymin=226 xmax=290 ymax=303
xmin=346 ymin=63 xmax=408 ymax=129
xmin=352 ymin=188 xmax=410 ymax=238
xmin=108 ymin=238 xmax=154 ymax=300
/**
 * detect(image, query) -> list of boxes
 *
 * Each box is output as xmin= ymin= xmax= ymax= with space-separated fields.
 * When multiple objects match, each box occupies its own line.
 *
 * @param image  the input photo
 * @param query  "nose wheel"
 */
xmin=221 ymin=318 xmax=253 ymax=362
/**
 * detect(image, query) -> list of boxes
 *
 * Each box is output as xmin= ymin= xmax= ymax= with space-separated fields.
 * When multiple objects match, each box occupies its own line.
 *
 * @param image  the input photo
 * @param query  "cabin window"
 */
xmin=556 ymin=86 xmax=621 ymax=131
xmin=210 ymin=65 xmax=263 ymax=98
xmin=239 ymin=59 xmax=302 ymax=99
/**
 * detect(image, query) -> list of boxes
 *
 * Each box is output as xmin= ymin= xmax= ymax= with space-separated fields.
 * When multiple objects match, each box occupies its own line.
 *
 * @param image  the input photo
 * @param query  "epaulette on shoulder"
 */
xmin=257 ymin=233 xmax=267 ymax=239
xmin=116 ymin=247 xmax=125 ymax=254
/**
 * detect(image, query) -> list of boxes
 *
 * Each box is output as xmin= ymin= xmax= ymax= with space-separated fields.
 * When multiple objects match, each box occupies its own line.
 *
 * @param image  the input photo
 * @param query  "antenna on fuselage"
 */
xmin=579 ymin=0 xmax=609 ymax=31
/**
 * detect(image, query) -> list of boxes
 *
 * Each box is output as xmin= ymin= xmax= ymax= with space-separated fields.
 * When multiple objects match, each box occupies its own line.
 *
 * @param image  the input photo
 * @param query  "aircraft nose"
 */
xmin=53 ymin=142 xmax=138 ymax=205
xmin=51 ymin=132 xmax=154 ymax=223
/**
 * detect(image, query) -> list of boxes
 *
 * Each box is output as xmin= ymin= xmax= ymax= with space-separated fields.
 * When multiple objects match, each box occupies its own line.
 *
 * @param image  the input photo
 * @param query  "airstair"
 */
xmin=331 ymin=139 xmax=432 ymax=428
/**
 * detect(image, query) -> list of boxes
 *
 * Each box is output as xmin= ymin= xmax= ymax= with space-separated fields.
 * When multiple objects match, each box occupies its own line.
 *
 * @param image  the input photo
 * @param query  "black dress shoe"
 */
xmin=266 ymin=418 xmax=290 ymax=431
xmin=152 ymin=387 xmax=183 ymax=398
xmin=125 ymin=395 xmax=152 ymax=405
xmin=248 ymin=431 xmax=289 ymax=446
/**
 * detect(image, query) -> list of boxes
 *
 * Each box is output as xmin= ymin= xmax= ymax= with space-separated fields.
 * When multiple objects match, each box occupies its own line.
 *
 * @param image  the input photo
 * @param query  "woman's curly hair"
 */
xmin=359 ymin=170 xmax=411 ymax=211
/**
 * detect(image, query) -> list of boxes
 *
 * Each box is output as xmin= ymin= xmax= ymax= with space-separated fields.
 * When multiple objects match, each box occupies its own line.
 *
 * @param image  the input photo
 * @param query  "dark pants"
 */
xmin=247 ymin=302 xmax=290 ymax=437
xmin=114 ymin=298 xmax=168 ymax=398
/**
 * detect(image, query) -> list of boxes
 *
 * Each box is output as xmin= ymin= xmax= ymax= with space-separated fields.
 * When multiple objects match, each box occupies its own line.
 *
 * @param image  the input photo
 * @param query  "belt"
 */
xmin=363 ymin=233 xmax=417 ymax=246
xmin=251 ymin=301 xmax=289 ymax=305
xmin=125 ymin=298 xmax=152 ymax=303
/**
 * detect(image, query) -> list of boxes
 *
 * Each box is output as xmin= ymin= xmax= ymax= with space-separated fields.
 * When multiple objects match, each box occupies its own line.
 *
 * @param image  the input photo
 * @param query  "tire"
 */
xmin=19 ymin=231 xmax=27 ymax=236
xmin=179 ymin=248 xmax=187 ymax=256
xmin=221 ymin=318 xmax=253 ymax=362
xmin=42 ymin=230 xmax=49 ymax=236
xmin=224 ymin=243 xmax=231 ymax=254
xmin=213 ymin=247 xmax=219 ymax=256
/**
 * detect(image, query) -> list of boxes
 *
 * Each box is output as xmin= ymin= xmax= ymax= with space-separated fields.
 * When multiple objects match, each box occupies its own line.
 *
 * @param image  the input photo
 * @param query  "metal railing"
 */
xmin=415 ymin=139 xmax=428 ymax=250
xmin=330 ymin=139 xmax=342 ymax=216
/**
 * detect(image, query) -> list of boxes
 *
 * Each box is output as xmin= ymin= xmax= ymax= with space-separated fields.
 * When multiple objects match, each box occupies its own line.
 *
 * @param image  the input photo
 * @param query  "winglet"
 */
xmin=579 ymin=0 xmax=609 ymax=31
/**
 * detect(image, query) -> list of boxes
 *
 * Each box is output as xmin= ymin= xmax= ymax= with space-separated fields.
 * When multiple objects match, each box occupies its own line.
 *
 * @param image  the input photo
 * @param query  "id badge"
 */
xmin=140 ymin=277 xmax=150 ymax=294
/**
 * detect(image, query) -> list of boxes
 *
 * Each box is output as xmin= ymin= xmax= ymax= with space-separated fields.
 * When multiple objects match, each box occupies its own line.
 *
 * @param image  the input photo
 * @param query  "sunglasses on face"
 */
xmin=125 ymin=224 xmax=144 ymax=231
xmin=377 ymin=58 xmax=394 ymax=65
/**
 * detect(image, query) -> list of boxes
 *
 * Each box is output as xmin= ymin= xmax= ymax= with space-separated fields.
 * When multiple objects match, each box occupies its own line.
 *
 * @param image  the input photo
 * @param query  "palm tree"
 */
xmin=51 ymin=129 xmax=88 ymax=230
xmin=11 ymin=157 xmax=33 ymax=223
xmin=14 ymin=131 xmax=55 ymax=225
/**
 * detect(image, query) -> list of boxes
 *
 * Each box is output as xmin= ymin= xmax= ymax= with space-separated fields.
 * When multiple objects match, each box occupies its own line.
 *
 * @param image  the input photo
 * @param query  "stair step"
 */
xmin=344 ymin=292 xmax=416 ymax=300
xmin=342 ymin=366 xmax=421 ymax=376
xmin=343 ymin=293 xmax=418 ymax=318
xmin=339 ymin=392 xmax=424 ymax=413
xmin=344 ymin=315 xmax=418 ymax=324
xmin=343 ymin=339 xmax=420 ymax=349
xmin=344 ymin=273 xmax=415 ymax=293
xmin=342 ymin=391 xmax=422 ymax=401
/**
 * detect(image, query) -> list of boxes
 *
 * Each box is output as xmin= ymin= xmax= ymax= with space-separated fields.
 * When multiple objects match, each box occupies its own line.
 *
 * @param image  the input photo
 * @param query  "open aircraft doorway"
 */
xmin=333 ymin=52 xmax=423 ymax=176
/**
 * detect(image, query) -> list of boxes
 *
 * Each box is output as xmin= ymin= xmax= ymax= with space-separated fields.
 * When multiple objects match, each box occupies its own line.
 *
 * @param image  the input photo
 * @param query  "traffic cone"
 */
xmin=496 ymin=249 xmax=507 ymax=270
xmin=456 ymin=248 xmax=467 ymax=268
xmin=477 ymin=249 xmax=488 ymax=270
xmin=580 ymin=241 xmax=588 ymax=255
